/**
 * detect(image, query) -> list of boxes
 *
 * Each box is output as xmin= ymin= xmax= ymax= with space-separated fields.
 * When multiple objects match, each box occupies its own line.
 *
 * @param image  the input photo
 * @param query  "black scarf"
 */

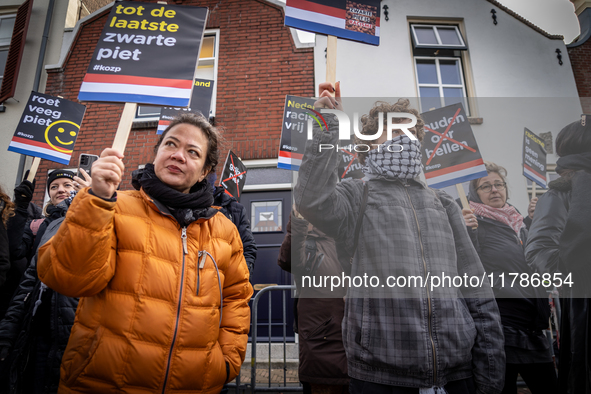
xmin=556 ymin=153 xmax=591 ymax=297
xmin=556 ymin=151 xmax=591 ymax=174
xmin=132 ymin=164 xmax=214 ymax=227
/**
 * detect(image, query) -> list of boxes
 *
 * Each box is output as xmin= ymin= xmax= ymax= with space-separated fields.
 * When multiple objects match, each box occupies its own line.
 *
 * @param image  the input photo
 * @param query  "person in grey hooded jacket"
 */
xmin=294 ymin=82 xmax=504 ymax=394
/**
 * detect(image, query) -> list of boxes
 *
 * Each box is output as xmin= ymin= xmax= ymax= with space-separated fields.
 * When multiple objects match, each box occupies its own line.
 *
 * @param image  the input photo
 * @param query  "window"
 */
xmin=411 ymin=25 xmax=466 ymax=49
xmin=415 ymin=57 xmax=468 ymax=113
xmin=0 ymin=15 xmax=16 ymax=86
xmin=0 ymin=0 xmax=33 ymax=104
xmin=410 ymin=23 xmax=473 ymax=115
xmin=135 ymin=30 xmax=219 ymax=121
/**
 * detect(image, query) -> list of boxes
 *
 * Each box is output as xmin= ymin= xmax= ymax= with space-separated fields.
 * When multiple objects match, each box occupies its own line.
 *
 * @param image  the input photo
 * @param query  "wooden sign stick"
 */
xmin=456 ymin=183 xmax=470 ymax=210
xmin=531 ymin=182 xmax=537 ymax=200
xmin=26 ymin=157 xmax=41 ymax=182
xmin=326 ymin=35 xmax=337 ymax=85
xmin=111 ymin=102 xmax=138 ymax=152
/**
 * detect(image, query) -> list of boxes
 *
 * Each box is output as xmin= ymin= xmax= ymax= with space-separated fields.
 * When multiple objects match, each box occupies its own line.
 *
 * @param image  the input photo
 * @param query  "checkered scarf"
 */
xmin=470 ymin=201 xmax=525 ymax=234
xmin=363 ymin=135 xmax=423 ymax=179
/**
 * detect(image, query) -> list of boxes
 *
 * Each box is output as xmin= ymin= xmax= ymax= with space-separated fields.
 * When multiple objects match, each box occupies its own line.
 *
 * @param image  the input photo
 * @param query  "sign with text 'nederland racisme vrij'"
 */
xmin=278 ymin=95 xmax=318 ymax=171
xmin=420 ymin=103 xmax=488 ymax=189
xmin=523 ymin=128 xmax=547 ymax=188
xmin=78 ymin=2 xmax=208 ymax=106
xmin=285 ymin=0 xmax=380 ymax=45
xmin=8 ymin=92 xmax=86 ymax=165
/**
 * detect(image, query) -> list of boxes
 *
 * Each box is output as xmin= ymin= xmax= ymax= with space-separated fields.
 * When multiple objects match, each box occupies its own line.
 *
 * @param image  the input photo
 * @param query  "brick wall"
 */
xmin=568 ymin=40 xmax=591 ymax=113
xmin=32 ymin=0 xmax=314 ymax=204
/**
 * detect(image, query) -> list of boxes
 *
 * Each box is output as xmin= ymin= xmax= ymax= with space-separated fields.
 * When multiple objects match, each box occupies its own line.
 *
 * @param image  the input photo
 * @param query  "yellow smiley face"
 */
xmin=45 ymin=120 xmax=80 ymax=153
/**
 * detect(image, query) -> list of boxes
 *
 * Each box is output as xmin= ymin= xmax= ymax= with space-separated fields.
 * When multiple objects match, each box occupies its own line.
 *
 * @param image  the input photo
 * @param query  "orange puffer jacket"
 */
xmin=37 ymin=188 xmax=253 ymax=394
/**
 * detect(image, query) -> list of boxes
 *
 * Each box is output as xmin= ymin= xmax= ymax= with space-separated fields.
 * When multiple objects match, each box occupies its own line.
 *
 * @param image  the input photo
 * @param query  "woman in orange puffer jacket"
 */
xmin=37 ymin=113 xmax=253 ymax=394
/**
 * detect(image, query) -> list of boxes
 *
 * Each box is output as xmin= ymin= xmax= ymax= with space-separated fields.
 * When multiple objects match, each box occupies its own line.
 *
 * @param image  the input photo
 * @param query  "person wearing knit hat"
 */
xmin=526 ymin=117 xmax=591 ymax=393
xmin=1 ymin=168 xmax=91 ymax=393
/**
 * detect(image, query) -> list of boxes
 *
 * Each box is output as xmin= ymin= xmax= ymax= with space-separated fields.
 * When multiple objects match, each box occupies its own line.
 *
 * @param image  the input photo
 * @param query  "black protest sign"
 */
xmin=420 ymin=103 xmax=487 ymax=189
xmin=78 ymin=2 xmax=208 ymax=106
xmin=8 ymin=91 xmax=86 ymax=165
xmin=221 ymin=151 xmax=247 ymax=200
xmin=157 ymin=78 xmax=214 ymax=134
xmin=337 ymin=141 xmax=364 ymax=180
xmin=278 ymin=95 xmax=318 ymax=171
xmin=523 ymin=128 xmax=547 ymax=188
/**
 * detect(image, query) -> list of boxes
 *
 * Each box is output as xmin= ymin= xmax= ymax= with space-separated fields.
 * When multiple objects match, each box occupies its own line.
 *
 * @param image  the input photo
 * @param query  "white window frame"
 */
xmin=134 ymin=29 xmax=220 ymax=122
xmin=414 ymin=56 xmax=469 ymax=115
xmin=0 ymin=13 xmax=17 ymax=85
xmin=411 ymin=24 xmax=466 ymax=49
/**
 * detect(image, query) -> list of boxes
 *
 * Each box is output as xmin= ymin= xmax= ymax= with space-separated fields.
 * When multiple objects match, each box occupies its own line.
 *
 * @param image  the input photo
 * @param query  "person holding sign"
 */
xmin=0 ymin=170 xmax=90 ymax=394
xmin=37 ymin=113 xmax=252 ymax=393
xmin=461 ymin=162 xmax=556 ymax=394
xmin=525 ymin=118 xmax=591 ymax=393
xmin=295 ymin=82 xmax=504 ymax=394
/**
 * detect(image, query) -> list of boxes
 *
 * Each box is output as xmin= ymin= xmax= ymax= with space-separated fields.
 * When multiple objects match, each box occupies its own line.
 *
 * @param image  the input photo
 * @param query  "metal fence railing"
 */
xmin=225 ymin=284 xmax=302 ymax=394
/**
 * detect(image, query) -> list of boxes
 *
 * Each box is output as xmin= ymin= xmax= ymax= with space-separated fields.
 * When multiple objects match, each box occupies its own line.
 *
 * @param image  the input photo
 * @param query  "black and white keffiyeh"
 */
xmin=363 ymin=135 xmax=422 ymax=179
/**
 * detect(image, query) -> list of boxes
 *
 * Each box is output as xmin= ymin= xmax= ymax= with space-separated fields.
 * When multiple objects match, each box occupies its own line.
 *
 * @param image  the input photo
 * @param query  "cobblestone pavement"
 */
xmin=232 ymin=365 xmax=300 ymax=385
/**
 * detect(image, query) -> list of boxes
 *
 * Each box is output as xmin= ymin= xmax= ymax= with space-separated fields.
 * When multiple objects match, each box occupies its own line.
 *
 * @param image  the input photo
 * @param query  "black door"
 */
xmin=241 ymin=189 xmax=294 ymax=341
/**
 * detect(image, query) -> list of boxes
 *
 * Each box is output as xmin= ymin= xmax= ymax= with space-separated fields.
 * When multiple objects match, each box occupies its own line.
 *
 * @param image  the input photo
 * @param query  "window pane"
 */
xmin=443 ymin=88 xmax=465 ymax=108
xmin=137 ymin=105 xmax=161 ymax=117
xmin=195 ymin=65 xmax=214 ymax=80
xmin=439 ymin=60 xmax=461 ymax=85
xmin=414 ymin=27 xmax=438 ymax=45
xmin=419 ymin=87 xmax=441 ymax=111
xmin=199 ymin=36 xmax=215 ymax=59
xmin=416 ymin=59 xmax=438 ymax=84
xmin=436 ymin=27 xmax=462 ymax=46
xmin=0 ymin=17 xmax=15 ymax=41
xmin=0 ymin=49 xmax=8 ymax=77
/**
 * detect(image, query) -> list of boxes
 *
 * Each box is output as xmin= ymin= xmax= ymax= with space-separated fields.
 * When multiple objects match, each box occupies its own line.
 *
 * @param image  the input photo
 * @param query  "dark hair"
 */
xmin=470 ymin=161 xmax=509 ymax=200
xmin=555 ymin=119 xmax=591 ymax=157
xmin=154 ymin=113 xmax=220 ymax=175
xmin=355 ymin=99 xmax=425 ymax=165
xmin=0 ymin=185 xmax=15 ymax=226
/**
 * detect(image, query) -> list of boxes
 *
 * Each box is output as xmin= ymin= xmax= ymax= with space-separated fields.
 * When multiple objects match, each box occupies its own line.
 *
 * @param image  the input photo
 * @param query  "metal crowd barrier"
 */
xmin=225 ymin=284 xmax=302 ymax=394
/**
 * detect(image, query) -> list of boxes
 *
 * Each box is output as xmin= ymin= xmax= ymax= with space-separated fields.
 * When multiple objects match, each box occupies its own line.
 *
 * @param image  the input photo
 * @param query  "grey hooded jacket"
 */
xmin=294 ymin=114 xmax=504 ymax=393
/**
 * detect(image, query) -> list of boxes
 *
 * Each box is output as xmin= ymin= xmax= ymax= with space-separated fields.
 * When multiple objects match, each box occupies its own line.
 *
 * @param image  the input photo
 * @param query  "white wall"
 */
xmin=313 ymin=0 xmax=582 ymax=213
xmin=0 ymin=0 xmax=69 ymax=192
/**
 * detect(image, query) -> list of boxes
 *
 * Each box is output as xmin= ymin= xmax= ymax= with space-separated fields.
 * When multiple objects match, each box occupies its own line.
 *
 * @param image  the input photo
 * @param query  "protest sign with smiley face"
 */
xmin=8 ymin=91 xmax=86 ymax=165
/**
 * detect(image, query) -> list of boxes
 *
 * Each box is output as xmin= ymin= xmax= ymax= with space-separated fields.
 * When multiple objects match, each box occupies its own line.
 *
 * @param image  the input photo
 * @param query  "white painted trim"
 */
xmin=242 ymin=158 xmax=279 ymax=168
xmin=243 ymin=183 xmax=292 ymax=191
xmin=46 ymin=2 xmax=115 ymax=71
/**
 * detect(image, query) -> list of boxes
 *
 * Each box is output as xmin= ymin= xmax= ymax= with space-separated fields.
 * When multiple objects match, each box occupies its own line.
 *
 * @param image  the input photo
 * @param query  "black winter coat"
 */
xmin=0 ymin=203 xmax=42 ymax=320
xmin=0 ymin=202 xmax=10 ymax=289
xmin=277 ymin=215 xmax=349 ymax=386
xmin=525 ymin=174 xmax=589 ymax=394
xmin=468 ymin=214 xmax=551 ymax=364
xmin=0 ymin=208 xmax=78 ymax=394
xmin=213 ymin=186 xmax=257 ymax=277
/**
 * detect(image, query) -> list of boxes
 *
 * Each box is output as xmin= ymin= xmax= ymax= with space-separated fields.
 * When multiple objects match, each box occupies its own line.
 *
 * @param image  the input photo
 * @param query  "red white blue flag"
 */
xmin=285 ymin=0 xmax=380 ymax=46
xmin=78 ymin=2 xmax=207 ymax=106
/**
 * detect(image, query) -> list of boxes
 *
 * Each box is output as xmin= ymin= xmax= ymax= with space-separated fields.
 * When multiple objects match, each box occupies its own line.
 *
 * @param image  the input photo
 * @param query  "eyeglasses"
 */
xmin=476 ymin=182 xmax=506 ymax=193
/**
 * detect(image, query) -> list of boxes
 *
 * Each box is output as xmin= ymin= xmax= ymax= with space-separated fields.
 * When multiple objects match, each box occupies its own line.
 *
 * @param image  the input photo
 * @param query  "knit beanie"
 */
xmin=47 ymin=170 xmax=75 ymax=193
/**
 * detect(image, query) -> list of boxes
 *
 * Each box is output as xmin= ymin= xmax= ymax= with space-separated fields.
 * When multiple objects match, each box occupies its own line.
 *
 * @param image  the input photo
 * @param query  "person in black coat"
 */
xmin=0 ymin=186 xmax=15 ymax=290
xmin=0 ymin=170 xmax=90 ymax=394
xmin=525 ymin=118 xmax=591 ymax=394
xmin=461 ymin=161 xmax=556 ymax=394
xmin=212 ymin=184 xmax=257 ymax=278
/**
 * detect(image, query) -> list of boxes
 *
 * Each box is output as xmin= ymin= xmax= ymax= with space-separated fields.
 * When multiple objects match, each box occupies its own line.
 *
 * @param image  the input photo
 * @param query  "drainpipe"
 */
xmin=15 ymin=0 xmax=56 ymax=187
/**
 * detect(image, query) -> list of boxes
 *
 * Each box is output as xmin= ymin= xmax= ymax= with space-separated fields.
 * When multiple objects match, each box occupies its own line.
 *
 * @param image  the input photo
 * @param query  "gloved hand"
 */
xmin=13 ymin=171 xmax=36 ymax=209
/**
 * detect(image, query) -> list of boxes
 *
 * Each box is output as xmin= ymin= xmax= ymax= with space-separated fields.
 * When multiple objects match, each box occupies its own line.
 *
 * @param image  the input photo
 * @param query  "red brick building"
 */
xmin=568 ymin=1 xmax=591 ymax=113
xmin=33 ymin=0 xmax=314 ymax=203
